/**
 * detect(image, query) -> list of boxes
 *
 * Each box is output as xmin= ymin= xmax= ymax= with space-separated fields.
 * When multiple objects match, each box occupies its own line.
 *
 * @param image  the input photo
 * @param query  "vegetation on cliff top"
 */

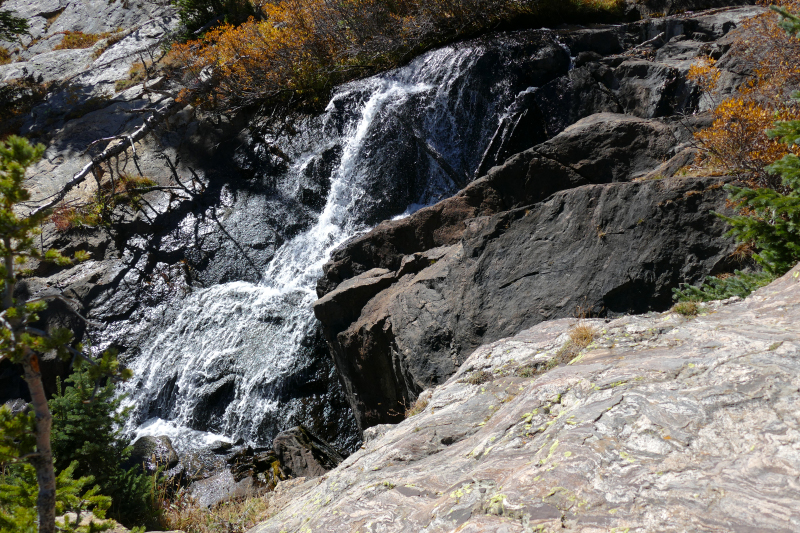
xmin=171 ymin=0 xmax=623 ymax=114
xmin=689 ymin=1 xmax=800 ymax=189
xmin=0 ymin=136 xmax=143 ymax=533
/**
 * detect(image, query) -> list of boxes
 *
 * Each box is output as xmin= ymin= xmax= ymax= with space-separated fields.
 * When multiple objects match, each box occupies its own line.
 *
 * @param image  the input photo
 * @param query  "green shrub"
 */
xmin=673 ymin=270 xmax=775 ymax=302
xmin=0 ymin=6 xmax=28 ymax=41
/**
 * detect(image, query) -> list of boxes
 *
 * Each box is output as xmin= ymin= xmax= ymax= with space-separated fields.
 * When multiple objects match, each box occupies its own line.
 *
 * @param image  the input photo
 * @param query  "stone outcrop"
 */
xmin=254 ymin=263 xmax=800 ymax=533
xmin=316 ymin=173 xmax=739 ymax=431
xmin=128 ymin=435 xmax=179 ymax=473
xmin=314 ymin=6 xmax=767 ymax=432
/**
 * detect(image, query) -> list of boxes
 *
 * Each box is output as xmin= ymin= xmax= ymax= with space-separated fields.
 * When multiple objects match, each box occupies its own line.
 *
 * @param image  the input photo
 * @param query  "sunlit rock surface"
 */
xmin=253 ymin=263 xmax=800 ymax=532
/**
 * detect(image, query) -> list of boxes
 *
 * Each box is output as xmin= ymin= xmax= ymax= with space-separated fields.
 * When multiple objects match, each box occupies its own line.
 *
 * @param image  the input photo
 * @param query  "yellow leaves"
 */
xmin=694 ymin=96 xmax=798 ymax=187
xmin=688 ymin=57 xmax=721 ymax=94
xmin=690 ymin=7 xmax=800 ymax=189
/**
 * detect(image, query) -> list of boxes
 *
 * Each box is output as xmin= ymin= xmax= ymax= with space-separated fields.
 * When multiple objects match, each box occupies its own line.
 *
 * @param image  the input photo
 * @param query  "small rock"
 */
xmin=129 ymin=435 xmax=179 ymax=473
xmin=273 ymin=426 xmax=344 ymax=478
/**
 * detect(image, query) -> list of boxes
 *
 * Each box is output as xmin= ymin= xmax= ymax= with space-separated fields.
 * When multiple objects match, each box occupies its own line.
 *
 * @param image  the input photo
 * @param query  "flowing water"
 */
xmin=120 ymin=32 xmax=555 ymax=452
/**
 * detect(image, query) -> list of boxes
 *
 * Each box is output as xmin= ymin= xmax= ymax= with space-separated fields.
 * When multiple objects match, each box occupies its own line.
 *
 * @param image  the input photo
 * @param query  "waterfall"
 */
xmin=120 ymin=32 xmax=551 ymax=453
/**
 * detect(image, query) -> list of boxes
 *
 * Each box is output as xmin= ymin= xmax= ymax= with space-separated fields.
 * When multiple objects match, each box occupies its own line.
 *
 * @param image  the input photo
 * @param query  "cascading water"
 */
xmin=119 ymin=30 xmax=566 ymax=453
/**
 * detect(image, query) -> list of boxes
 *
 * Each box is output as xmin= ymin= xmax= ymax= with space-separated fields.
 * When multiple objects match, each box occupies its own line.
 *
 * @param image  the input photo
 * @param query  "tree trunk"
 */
xmin=21 ymin=351 xmax=56 ymax=533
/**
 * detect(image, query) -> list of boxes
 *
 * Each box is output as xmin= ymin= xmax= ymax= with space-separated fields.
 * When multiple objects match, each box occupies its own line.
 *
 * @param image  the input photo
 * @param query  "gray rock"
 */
xmin=250 ymin=262 xmax=800 ymax=533
xmin=129 ymin=435 xmax=179 ymax=472
xmin=316 ymin=174 xmax=739 ymax=431
xmin=0 ymin=48 xmax=96 ymax=84
xmin=623 ymin=0 xmax=756 ymax=19
xmin=188 ymin=469 xmax=257 ymax=509
xmin=273 ymin=426 xmax=344 ymax=478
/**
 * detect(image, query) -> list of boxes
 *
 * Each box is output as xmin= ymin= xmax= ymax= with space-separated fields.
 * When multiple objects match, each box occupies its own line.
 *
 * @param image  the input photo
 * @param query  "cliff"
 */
xmin=313 ymin=5 xmax=768 ymax=431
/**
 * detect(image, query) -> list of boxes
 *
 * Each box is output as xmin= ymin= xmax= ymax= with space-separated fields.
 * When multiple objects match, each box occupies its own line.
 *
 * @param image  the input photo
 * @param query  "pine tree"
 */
xmin=0 ymin=461 xmax=113 ymax=533
xmin=0 ymin=136 xmax=131 ymax=533
xmin=0 ymin=0 xmax=28 ymax=42
xmin=51 ymin=370 xmax=157 ymax=528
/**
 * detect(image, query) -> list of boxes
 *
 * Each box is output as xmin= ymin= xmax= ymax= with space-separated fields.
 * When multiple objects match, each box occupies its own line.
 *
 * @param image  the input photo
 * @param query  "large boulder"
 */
xmin=315 ymin=175 xmax=738 ymax=431
xmin=128 ymin=435 xmax=179 ymax=473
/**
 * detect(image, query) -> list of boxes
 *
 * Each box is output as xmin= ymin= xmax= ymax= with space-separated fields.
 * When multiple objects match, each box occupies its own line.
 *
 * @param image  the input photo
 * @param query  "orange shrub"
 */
xmin=695 ymin=98 xmax=799 ymax=188
xmin=690 ymin=4 xmax=800 ymax=189
xmin=54 ymin=31 xmax=110 ymax=50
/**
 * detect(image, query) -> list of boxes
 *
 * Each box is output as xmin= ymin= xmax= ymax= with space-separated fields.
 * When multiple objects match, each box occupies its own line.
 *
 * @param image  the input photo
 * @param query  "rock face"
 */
xmin=254 ymin=263 xmax=800 ymax=533
xmin=317 ymin=112 xmax=700 ymax=295
xmin=316 ymin=174 xmax=738 ymax=431
xmin=0 ymin=0 xmax=766 ymax=458
xmin=314 ymin=6 xmax=766 ymax=432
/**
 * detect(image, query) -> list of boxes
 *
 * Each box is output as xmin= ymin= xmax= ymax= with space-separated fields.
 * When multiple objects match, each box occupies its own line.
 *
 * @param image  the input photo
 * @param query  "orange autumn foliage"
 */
xmin=695 ymin=98 xmax=798 ymax=188
xmin=171 ymin=0 xmax=623 ymax=113
xmin=691 ymin=2 xmax=800 ymax=189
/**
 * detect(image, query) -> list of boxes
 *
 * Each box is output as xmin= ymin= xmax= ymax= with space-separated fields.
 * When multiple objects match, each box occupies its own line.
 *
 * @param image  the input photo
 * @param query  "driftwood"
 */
xmin=28 ymin=97 xmax=189 ymax=218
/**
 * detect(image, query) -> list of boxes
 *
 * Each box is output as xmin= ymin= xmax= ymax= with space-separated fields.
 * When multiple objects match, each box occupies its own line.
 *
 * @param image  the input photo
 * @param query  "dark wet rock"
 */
xmin=273 ymin=426 xmax=344 ymax=478
xmin=318 ymin=113 xmax=692 ymax=297
xmin=178 ymin=449 xmax=228 ymax=483
xmin=316 ymin=175 xmax=739 ymax=431
xmin=227 ymin=447 xmax=287 ymax=488
xmin=253 ymin=264 xmax=800 ymax=533
xmin=128 ymin=435 xmax=180 ymax=473
xmin=477 ymin=6 xmax=765 ymax=175
xmin=298 ymin=145 xmax=341 ymax=209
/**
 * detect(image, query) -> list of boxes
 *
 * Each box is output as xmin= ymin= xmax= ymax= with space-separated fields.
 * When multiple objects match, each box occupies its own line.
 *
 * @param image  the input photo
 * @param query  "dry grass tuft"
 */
xmin=548 ymin=323 xmax=598 ymax=369
xmin=568 ymin=323 xmax=597 ymax=349
xmin=54 ymin=31 xmax=108 ymax=50
xmin=159 ymin=491 xmax=272 ymax=533
xmin=405 ymin=396 xmax=429 ymax=418
xmin=463 ymin=369 xmax=494 ymax=385
xmin=115 ymin=61 xmax=149 ymax=92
